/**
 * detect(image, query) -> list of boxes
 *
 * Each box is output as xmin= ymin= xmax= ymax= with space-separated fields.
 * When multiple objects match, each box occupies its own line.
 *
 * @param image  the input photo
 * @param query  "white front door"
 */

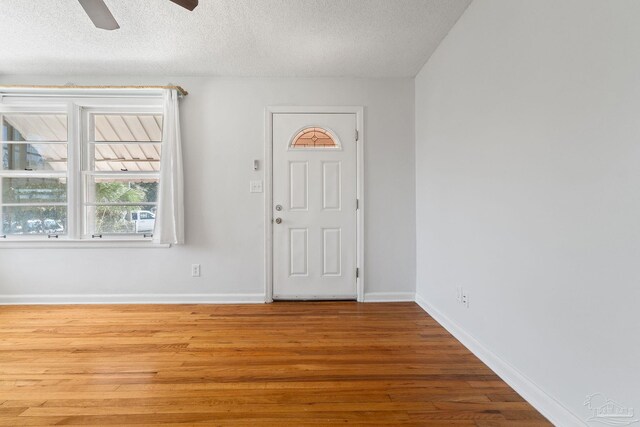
xmin=272 ymin=113 xmax=357 ymax=300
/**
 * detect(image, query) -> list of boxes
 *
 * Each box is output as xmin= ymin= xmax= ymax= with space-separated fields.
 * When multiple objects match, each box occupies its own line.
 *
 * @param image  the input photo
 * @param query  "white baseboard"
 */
xmin=364 ymin=292 xmax=415 ymax=302
xmin=0 ymin=292 xmax=418 ymax=305
xmin=0 ymin=293 xmax=266 ymax=305
xmin=414 ymin=293 xmax=585 ymax=427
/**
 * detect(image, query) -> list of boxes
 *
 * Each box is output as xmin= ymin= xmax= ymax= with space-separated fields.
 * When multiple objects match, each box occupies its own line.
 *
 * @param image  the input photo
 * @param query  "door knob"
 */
xmin=275 ymin=218 xmax=282 ymax=224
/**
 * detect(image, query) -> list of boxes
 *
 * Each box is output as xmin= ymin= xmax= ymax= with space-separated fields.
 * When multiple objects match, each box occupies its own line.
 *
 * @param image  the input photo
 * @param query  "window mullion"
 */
xmin=0 ymin=112 xmax=3 ymax=237
xmin=1 ymin=112 xmax=4 ymax=238
xmin=67 ymin=102 xmax=81 ymax=240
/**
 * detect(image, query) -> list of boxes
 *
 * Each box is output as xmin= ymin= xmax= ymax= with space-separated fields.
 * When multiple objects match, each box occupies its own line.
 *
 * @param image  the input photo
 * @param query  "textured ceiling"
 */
xmin=0 ymin=0 xmax=471 ymax=77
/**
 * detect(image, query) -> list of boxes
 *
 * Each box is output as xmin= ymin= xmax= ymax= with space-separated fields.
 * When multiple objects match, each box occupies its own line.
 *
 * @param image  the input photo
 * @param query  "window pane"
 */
xmin=94 ymin=114 xmax=163 ymax=142
xmin=89 ymin=177 xmax=158 ymax=204
xmin=2 ymin=206 xmax=67 ymax=235
xmin=87 ymin=205 xmax=156 ymax=234
xmin=2 ymin=177 xmax=67 ymax=203
xmin=2 ymin=114 xmax=67 ymax=142
xmin=291 ymin=127 xmax=338 ymax=148
xmin=93 ymin=143 xmax=161 ymax=172
xmin=2 ymin=143 xmax=67 ymax=171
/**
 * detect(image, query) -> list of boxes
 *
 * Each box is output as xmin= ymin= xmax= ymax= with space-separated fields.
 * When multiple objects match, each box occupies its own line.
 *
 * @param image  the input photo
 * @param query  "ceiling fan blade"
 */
xmin=78 ymin=0 xmax=120 ymax=30
xmin=169 ymin=0 xmax=198 ymax=11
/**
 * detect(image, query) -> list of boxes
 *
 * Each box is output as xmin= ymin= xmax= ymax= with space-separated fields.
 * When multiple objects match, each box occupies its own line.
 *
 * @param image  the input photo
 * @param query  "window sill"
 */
xmin=0 ymin=240 xmax=171 ymax=249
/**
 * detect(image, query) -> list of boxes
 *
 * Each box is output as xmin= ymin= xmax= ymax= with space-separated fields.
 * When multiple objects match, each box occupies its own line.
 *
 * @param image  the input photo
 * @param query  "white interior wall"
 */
xmin=0 ymin=76 xmax=416 ymax=302
xmin=415 ymin=0 xmax=640 ymax=423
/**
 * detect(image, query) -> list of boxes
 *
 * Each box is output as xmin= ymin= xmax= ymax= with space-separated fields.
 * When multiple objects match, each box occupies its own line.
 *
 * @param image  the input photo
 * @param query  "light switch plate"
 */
xmin=250 ymin=180 xmax=263 ymax=193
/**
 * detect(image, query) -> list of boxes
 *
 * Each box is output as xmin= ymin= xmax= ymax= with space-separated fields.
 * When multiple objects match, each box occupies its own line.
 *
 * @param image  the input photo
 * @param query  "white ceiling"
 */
xmin=0 ymin=0 xmax=471 ymax=78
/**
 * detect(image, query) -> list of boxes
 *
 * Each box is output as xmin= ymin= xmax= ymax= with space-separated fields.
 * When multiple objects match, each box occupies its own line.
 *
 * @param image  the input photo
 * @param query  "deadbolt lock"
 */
xmin=275 ymin=205 xmax=283 ymax=211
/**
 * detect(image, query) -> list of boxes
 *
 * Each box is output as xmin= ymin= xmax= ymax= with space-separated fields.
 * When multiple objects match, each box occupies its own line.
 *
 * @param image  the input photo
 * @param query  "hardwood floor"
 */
xmin=0 ymin=302 xmax=550 ymax=426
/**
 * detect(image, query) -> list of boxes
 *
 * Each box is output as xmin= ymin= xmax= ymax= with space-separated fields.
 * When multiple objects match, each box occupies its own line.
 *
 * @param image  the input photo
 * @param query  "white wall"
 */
xmin=0 ymin=76 xmax=416 ymax=302
xmin=415 ymin=0 xmax=640 ymax=423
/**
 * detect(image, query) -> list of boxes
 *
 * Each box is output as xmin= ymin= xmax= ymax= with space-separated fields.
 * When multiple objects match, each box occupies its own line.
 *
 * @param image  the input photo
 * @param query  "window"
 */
xmin=291 ymin=127 xmax=338 ymax=148
xmin=84 ymin=111 xmax=162 ymax=237
xmin=1 ymin=113 xmax=69 ymax=237
xmin=0 ymin=95 xmax=168 ymax=243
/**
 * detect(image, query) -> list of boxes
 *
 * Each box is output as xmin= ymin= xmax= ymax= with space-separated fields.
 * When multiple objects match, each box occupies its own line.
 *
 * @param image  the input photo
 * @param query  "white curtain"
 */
xmin=153 ymin=89 xmax=185 ymax=245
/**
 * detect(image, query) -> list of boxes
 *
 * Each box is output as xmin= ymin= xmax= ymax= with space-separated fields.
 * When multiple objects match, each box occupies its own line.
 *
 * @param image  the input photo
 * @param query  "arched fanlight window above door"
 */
xmin=291 ymin=127 xmax=339 ymax=149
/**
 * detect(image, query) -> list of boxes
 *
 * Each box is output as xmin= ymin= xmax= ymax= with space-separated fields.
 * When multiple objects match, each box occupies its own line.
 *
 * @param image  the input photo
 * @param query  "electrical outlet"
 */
xmin=456 ymin=287 xmax=470 ymax=308
xmin=461 ymin=289 xmax=469 ymax=308
xmin=191 ymin=264 xmax=201 ymax=277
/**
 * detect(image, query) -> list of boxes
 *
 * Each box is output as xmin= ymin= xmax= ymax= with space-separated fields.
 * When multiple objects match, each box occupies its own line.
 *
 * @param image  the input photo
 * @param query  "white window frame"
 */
xmin=81 ymin=106 xmax=162 ymax=240
xmin=0 ymin=92 xmax=169 ymax=248
xmin=0 ymin=105 xmax=69 ymax=242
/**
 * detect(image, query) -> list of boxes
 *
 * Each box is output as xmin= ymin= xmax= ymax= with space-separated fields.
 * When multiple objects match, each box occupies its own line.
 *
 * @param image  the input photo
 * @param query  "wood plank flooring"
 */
xmin=0 ymin=302 xmax=550 ymax=426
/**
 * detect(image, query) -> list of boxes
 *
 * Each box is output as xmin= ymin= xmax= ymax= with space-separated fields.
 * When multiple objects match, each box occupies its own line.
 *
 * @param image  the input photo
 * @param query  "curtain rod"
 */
xmin=0 ymin=85 xmax=188 ymax=97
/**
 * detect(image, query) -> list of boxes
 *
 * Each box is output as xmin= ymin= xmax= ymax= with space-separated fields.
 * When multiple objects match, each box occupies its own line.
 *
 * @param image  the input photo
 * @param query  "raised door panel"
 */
xmin=289 ymin=228 xmax=308 ymax=276
xmin=322 ymin=228 xmax=341 ymax=276
xmin=322 ymin=161 xmax=341 ymax=211
xmin=289 ymin=161 xmax=308 ymax=211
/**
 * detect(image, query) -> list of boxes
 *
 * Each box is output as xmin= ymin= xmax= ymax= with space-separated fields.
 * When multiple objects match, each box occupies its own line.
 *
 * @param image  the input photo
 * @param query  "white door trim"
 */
xmin=265 ymin=106 xmax=364 ymax=302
